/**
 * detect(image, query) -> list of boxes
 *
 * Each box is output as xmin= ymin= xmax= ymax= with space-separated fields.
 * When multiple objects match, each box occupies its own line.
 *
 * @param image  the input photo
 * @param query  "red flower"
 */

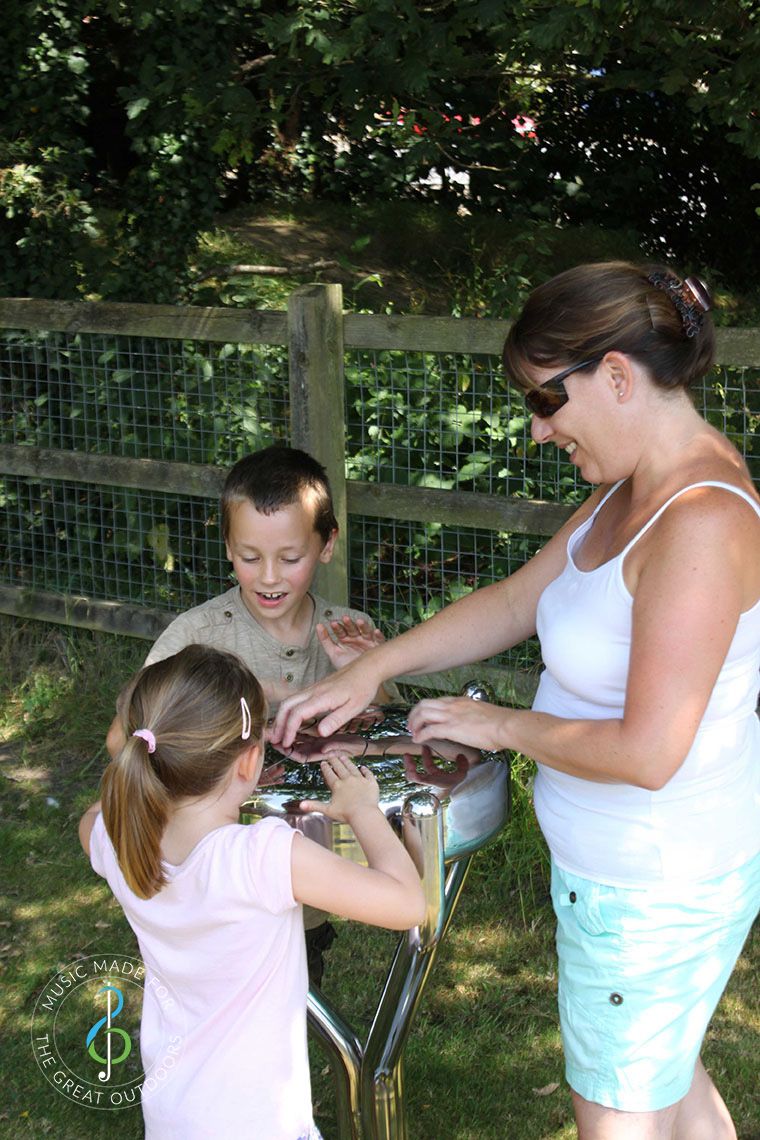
xmin=512 ymin=114 xmax=538 ymax=138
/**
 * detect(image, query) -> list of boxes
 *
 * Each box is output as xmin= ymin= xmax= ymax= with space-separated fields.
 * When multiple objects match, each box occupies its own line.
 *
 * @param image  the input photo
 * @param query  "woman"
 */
xmin=272 ymin=262 xmax=760 ymax=1139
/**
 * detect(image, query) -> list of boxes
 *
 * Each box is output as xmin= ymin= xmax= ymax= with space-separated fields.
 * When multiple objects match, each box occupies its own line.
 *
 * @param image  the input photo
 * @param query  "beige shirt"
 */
xmin=144 ymin=586 xmax=395 ymax=711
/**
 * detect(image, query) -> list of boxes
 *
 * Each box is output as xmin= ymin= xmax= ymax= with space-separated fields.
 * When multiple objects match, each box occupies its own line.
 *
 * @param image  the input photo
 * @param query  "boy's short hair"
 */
xmin=221 ymin=445 xmax=338 ymax=545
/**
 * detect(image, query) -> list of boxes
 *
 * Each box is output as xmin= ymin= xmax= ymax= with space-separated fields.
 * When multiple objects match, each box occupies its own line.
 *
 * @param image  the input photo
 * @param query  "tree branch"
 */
xmin=194 ymin=259 xmax=340 ymax=281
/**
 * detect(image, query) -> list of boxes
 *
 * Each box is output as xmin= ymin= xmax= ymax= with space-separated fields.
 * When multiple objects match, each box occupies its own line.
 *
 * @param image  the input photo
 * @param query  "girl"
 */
xmin=79 ymin=644 xmax=424 ymax=1140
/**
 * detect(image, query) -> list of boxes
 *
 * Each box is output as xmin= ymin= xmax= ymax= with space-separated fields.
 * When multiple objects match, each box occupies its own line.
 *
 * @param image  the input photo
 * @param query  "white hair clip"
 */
xmin=241 ymin=697 xmax=252 ymax=741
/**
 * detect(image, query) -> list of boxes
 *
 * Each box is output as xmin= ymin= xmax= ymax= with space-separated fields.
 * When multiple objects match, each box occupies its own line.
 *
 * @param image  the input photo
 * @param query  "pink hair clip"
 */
xmin=133 ymin=728 xmax=156 ymax=753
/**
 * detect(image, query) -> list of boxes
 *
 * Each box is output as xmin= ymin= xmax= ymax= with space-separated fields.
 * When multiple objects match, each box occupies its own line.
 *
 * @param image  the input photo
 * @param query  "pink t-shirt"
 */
xmin=90 ymin=813 xmax=313 ymax=1139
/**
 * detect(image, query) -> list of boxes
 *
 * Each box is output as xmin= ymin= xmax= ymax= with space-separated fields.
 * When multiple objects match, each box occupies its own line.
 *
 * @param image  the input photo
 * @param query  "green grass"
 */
xmin=1 ymin=615 xmax=758 ymax=1138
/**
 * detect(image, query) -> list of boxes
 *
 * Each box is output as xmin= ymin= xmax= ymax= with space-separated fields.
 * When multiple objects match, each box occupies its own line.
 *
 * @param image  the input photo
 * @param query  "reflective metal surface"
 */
xmin=241 ymin=697 xmax=511 ymax=1140
xmin=241 ymin=704 xmax=510 ymax=863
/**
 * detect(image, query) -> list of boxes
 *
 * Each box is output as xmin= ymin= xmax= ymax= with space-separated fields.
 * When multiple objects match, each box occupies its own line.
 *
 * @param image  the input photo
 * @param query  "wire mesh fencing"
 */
xmin=1 ymin=328 xmax=289 ymax=611
xmin=2 ymin=477 xmax=233 ymax=612
xmin=2 ymin=329 xmax=289 ymax=462
xmin=2 ymin=323 xmax=758 ymax=682
xmin=344 ymin=348 xmax=759 ymax=672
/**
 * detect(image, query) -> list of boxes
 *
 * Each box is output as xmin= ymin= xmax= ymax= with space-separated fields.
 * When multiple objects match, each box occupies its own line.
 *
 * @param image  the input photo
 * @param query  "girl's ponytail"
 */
xmin=101 ymin=733 xmax=169 ymax=899
xmin=101 ymin=645 xmax=266 ymax=900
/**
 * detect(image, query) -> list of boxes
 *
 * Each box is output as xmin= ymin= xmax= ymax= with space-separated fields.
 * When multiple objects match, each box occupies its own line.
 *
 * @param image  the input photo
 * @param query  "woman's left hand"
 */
xmin=407 ymin=697 xmax=510 ymax=753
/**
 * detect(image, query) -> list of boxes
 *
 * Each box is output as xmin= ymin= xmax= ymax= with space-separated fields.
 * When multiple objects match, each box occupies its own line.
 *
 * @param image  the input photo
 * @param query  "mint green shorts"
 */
xmin=551 ymin=851 xmax=760 ymax=1112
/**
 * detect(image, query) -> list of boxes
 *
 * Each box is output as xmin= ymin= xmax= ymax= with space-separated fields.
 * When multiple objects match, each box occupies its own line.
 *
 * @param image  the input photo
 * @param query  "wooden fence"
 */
xmin=2 ymin=286 xmax=759 ymax=697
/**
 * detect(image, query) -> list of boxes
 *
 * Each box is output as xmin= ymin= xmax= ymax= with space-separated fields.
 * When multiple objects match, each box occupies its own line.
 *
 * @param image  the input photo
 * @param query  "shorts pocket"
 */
xmin=551 ymin=867 xmax=623 ymax=938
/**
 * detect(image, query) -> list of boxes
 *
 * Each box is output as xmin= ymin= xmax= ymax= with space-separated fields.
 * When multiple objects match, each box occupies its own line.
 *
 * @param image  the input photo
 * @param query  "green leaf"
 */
xmin=126 ymin=97 xmax=151 ymax=120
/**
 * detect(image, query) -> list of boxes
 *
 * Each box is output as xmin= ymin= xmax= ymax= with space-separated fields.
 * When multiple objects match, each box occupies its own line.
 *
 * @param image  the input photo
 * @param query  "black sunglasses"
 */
xmin=523 ymin=356 xmax=604 ymax=419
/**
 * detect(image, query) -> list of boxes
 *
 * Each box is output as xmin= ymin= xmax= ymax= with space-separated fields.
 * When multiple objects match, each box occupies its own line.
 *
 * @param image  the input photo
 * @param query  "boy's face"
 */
xmin=225 ymin=498 xmax=337 ymax=637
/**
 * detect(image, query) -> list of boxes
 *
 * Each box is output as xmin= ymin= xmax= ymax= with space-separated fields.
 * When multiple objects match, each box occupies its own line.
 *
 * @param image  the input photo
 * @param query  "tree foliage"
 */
xmin=2 ymin=0 xmax=759 ymax=301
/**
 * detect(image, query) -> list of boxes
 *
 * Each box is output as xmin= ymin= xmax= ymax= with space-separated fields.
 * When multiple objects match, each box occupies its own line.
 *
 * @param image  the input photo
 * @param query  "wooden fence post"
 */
xmin=287 ymin=283 xmax=348 ymax=606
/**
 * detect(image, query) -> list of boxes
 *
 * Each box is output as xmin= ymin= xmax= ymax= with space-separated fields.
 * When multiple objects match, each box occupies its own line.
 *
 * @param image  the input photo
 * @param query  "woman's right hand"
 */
xmin=270 ymin=655 xmax=384 ymax=749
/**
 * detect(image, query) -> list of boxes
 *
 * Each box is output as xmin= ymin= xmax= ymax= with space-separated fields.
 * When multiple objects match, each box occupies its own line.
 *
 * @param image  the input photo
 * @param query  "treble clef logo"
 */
xmin=85 ymin=984 xmax=132 ymax=1082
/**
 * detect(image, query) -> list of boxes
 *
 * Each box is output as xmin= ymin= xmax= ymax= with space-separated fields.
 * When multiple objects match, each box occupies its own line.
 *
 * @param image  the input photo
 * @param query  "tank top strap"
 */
xmin=590 ymin=479 xmax=628 ymax=520
xmin=621 ymin=480 xmax=760 ymax=558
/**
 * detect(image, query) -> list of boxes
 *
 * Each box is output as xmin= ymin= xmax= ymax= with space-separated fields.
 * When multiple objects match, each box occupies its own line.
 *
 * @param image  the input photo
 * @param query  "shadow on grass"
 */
xmin=1 ymin=621 xmax=146 ymax=1138
xmin=1 ymin=772 xmax=144 ymax=1138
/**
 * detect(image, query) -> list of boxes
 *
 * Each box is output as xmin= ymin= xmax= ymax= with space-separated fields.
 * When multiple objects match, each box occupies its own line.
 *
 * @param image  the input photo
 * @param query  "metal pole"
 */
xmin=360 ymin=858 xmax=473 ymax=1139
xmin=358 ymin=791 xmax=474 ymax=1139
xmin=305 ymin=792 xmax=474 ymax=1140
xmin=307 ymin=988 xmax=364 ymax=1140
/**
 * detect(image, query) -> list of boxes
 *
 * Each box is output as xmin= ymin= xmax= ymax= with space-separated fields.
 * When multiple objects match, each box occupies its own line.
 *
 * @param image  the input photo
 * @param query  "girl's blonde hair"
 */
xmin=101 ymin=645 xmax=266 ymax=900
xmin=503 ymin=261 xmax=716 ymax=394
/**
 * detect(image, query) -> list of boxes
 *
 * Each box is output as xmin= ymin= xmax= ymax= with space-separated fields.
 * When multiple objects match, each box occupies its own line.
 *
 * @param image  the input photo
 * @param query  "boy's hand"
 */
xmin=316 ymin=617 xmax=384 ymax=671
xmin=299 ymin=753 xmax=380 ymax=823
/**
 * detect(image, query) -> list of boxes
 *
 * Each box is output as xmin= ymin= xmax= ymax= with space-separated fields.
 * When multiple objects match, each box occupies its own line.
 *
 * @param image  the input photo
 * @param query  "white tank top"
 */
xmin=532 ymin=480 xmax=760 ymax=886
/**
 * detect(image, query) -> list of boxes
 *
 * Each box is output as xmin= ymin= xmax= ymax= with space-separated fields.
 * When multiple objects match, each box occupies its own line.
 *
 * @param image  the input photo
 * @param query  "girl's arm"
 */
xmin=272 ymin=491 xmax=604 ymax=748
xmin=290 ymin=755 xmax=425 ymax=930
xmin=408 ymin=489 xmax=757 ymax=790
xmin=79 ymin=801 xmax=102 ymax=856
xmin=106 ymin=716 xmax=126 ymax=760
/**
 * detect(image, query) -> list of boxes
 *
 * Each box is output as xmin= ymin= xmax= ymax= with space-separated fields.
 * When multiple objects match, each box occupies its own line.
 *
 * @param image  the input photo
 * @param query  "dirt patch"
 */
xmin=217 ymin=209 xmax=453 ymax=313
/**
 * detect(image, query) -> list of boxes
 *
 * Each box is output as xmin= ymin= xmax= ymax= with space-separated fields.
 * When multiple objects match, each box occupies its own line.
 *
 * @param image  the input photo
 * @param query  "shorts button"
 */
xmin=224 ymin=610 xmax=233 ymax=619
xmin=609 ymin=993 xmax=623 ymax=1006
xmin=285 ymin=673 xmax=294 ymax=683
xmin=285 ymin=648 xmax=295 ymax=657
xmin=569 ymin=891 xmax=577 ymax=903
xmin=324 ymin=609 xmax=333 ymax=617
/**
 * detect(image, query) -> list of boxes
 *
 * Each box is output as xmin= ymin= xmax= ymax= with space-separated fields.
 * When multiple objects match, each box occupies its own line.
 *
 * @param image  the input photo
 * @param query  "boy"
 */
xmin=106 ymin=444 xmax=397 ymax=981
xmin=138 ymin=444 xmax=392 ymax=709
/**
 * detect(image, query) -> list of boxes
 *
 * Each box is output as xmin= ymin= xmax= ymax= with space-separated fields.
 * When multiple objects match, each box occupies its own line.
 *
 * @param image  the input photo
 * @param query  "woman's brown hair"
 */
xmin=502 ymin=261 xmax=716 ymax=395
xmin=100 ymin=645 xmax=266 ymax=900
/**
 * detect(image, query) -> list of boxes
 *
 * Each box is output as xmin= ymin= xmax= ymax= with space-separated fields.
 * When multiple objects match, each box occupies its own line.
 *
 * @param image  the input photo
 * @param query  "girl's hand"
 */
xmin=299 ymin=753 xmax=380 ymax=823
xmin=406 ymin=697 xmax=511 ymax=754
xmin=316 ymin=617 xmax=384 ymax=671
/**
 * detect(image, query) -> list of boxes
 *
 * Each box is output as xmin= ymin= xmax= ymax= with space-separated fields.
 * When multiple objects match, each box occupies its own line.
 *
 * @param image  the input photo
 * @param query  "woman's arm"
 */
xmin=272 ymin=492 xmax=603 ymax=747
xmin=409 ymin=490 xmax=756 ymax=789
xmin=290 ymin=755 xmax=425 ymax=929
